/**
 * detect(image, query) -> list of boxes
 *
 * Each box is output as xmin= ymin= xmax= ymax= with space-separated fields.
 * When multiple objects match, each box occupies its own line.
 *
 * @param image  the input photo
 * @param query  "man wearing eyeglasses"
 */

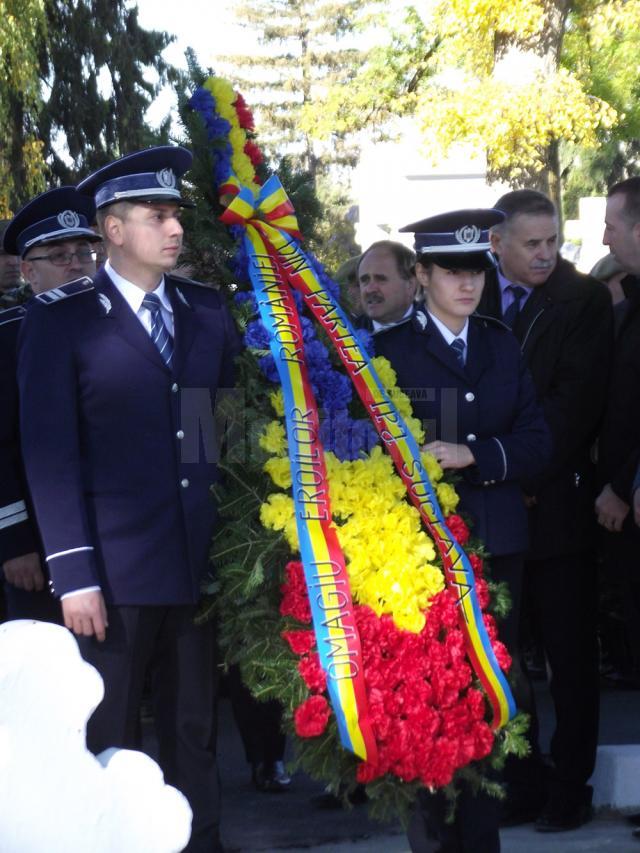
xmin=0 ymin=187 xmax=101 ymax=620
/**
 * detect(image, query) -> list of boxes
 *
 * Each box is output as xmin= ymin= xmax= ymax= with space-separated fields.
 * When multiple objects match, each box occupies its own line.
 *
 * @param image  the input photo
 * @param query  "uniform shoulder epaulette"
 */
xmin=168 ymin=273 xmax=217 ymax=290
xmin=168 ymin=274 xmax=222 ymax=310
xmin=472 ymin=312 xmax=510 ymax=332
xmin=0 ymin=305 xmax=27 ymax=326
xmin=35 ymin=276 xmax=94 ymax=306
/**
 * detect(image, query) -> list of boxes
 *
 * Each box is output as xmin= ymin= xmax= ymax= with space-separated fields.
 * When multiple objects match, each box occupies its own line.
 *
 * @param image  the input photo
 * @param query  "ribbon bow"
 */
xmin=220 ymin=175 xmax=302 ymax=240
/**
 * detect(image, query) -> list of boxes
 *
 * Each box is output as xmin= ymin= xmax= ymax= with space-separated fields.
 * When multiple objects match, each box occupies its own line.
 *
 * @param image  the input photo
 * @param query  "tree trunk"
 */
xmin=8 ymin=94 xmax=26 ymax=211
xmin=547 ymin=139 xmax=564 ymax=240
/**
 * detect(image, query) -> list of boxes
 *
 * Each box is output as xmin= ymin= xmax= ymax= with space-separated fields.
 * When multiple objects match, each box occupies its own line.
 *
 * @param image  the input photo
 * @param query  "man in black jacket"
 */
xmin=599 ymin=179 xmax=640 ymax=721
xmin=479 ymin=189 xmax=613 ymax=832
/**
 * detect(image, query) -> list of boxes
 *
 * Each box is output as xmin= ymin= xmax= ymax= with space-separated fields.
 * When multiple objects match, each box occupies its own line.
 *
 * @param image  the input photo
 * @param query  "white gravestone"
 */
xmin=0 ymin=620 xmax=192 ymax=853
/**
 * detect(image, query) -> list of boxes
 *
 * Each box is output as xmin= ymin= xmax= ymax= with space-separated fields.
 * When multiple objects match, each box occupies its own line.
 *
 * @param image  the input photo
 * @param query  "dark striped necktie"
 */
xmin=503 ymin=285 xmax=527 ymax=328
xmin=450 ymin=337 xmax=466 ymax=366
xmin=142 ymin=292 xmax=174 ymax=367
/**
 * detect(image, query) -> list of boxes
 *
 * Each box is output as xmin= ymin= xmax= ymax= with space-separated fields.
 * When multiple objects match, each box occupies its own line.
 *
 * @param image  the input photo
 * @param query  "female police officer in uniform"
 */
xmin=371 ymin=209 xmax=552 ymax=853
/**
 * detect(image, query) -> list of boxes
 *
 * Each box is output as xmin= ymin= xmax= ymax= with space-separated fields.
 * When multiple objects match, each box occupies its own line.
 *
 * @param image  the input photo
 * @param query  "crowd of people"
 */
xmin=1 ymin=143 xmax=640 ymax=853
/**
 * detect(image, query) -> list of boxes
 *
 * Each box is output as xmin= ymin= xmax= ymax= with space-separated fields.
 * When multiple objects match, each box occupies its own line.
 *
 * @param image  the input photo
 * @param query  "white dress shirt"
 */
xmin=428 ymin=311 xmax=469 ymax=358
xmin=105 ymin=259 xmax=174 ymax=335
xmin=372 ymin=304 xmax=414 ymax=333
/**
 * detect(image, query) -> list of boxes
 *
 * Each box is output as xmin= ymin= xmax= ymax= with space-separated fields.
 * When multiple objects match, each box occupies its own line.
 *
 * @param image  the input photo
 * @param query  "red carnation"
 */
xmin=356 ymin=760 xmax=383 ymax=784
xmin=472 ymin=721 xmax=495 ymax=759
xmin=298 ymin=653 xmax=327 ymax=693
xmin=469 ymin=553 xmax=484 ymax=577
xmin=282 ymin=629 xmax=315 ymax=656
xmin=475 ymin=577 xmax=490 ymax=610
xmin=491 ymin=639 xmax=512 ymax=672
xmin=244 ymin=140 xmax=264 ymax=167
xmin=280 ymin=561 xmax=312 ymax=623
xmin=483 ymin=613 xmax=501 ymax=644
xmin=294 ymin=695 xmax=331 ymax=737
xmin=446 ymin=514 xmax=470 ymax=545
xmin=234 ymin=93 xmax=255 ymax=130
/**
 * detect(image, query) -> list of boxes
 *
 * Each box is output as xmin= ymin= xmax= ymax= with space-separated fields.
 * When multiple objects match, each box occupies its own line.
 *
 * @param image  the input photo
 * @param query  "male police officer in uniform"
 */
xmin=18 ymin=147 xmax=238 ymax=852
xmin=0 ymin=188 xmax=100 ymax=621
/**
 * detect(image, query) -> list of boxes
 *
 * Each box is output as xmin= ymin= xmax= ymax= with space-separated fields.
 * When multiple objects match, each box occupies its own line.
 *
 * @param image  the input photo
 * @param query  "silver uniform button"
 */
xmin=466 ymin=433 xmax=477 ymax=442
xmin=171 ymin=383 xmax=179 ymax=393
xmin=181 ymin=478 xmax=189 ymax=488
xmin=176 ymin=430 xmax=185 ymax=439
xmin=465 ymin=392 xmax=475 ymax=402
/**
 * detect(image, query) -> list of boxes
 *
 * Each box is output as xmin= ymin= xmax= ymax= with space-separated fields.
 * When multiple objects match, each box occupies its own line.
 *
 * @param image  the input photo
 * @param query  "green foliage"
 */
xmin=41 ymin=0 xmax=180 ymax=185
xmin=306 ymin=175 xmax=360 ymax=273
xmin=0 ymin=0 xmax=179 ymax=211
xmin=314 ymin=0 xmax=640 ymax=203
xmin=491 ymin=713 xmax=532 ymax=768
xmin=219 ymin=0 xmax=384 ymax=177
xmin=560 ymin=0 xmax=640 ymax=207
xmin=0 ymin=0 xmax=48 ymax=214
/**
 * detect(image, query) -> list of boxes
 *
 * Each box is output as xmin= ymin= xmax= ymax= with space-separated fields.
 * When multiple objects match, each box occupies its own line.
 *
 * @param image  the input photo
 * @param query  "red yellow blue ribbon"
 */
xmin=222 ymin=177 xmax=516 ymax=732
xmin=241 ymin=216 xmax=377 ymax=762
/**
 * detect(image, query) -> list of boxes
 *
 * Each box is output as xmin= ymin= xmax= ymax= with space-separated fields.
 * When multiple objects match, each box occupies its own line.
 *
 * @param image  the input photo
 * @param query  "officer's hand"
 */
xmin=2 ymin=552 xmax=45 ymax=592
xmin=595 ymin=483 xmax=629 ymax=533
xmin=62 ymin=591 xmax=108 ymax=642
xmin=423 ymin=440 xmax=475 ymax=470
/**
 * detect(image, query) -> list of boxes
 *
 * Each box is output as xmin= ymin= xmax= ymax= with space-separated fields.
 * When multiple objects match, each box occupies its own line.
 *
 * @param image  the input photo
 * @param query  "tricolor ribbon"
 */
xmin=222 ymin=176 xmax=516 ymax=740
xmin=237 ymin=195 xmax=377 ymax=763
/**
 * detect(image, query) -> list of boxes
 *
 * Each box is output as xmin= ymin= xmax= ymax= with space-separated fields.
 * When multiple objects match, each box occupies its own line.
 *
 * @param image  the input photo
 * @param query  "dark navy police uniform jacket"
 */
xmin=0 ymin=305 xmax=40 ymax=564
xmin=18 ymin=268 xmax=239 ymax=604
xmin=373 ymin=308 xmax=552 ymax=557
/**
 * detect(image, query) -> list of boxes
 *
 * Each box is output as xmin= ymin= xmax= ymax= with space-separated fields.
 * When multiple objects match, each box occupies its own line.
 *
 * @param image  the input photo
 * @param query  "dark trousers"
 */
xmin=602 ymin=525 xmax=640 ymax=677
xmin=77 ymin=605 xmax=220 ymax=853
xmin=509 ymin=552 xmax=599 ymax=797
xmin=4 ymin=582 xmax=63 ymax=623
xmin=227 ymin=664 xmax=285 ymax=768
xmin=407 ymin=553 xmax=523 ymax=853
xmin=408 ymin=785 xmax=501 ymax=853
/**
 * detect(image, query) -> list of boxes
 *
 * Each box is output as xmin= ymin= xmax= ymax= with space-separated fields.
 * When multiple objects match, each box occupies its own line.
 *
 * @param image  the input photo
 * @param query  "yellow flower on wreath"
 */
xmin=259 ymin=421 xmax=287 ymax=456
xmin=260 ymin=493 xmax=295 ymax=532
xmin=269 ymin=389 xmax=285 ymax=417
xmin=436 ymin=482 xmax=460 ymax=515
xmin=371 ymin=356 xmax=425 ymax=444
xmin=204 ymin=76 xmax=260 ymax=195
xmin=264 ymin=455 xmax=292 ymax=489
xmin=205 ymin=77 xmax=236 ymax=115
xmin=421 ymin=451 xmax=443 ymax=484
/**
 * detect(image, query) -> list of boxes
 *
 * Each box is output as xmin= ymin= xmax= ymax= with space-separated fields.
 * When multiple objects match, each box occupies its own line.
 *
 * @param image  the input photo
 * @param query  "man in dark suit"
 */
xmin=18 ymin=147 xmax=239 ymax=853
xmin=357 ymin=240 xmax=417 ymax=330
xmin=1 ymin=188 xmax=100 ymax=621
xmin=600 ymin=179 xmax=640 ymax=755
xmin=481 ymin=189 xmax=612 ymax=831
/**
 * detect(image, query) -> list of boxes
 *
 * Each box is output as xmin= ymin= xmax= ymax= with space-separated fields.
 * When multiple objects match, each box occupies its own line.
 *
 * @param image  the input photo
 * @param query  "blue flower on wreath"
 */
xmin=258 ymin=354 xmax=280 ymax=383
xmin=188 ymin=88 xmax=232 ymax=141
xmin=319 ymin=409 xmax=379 ymax=461
xmin=354 ymin=326 xmax=374 ymax=357
xmin=233 ymin=290 xmax=257 ymax=313
xmin=244 ymin=319 xmax=270 ymax=350
xmin=231 ymin=237 xmax=250 ymax=281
